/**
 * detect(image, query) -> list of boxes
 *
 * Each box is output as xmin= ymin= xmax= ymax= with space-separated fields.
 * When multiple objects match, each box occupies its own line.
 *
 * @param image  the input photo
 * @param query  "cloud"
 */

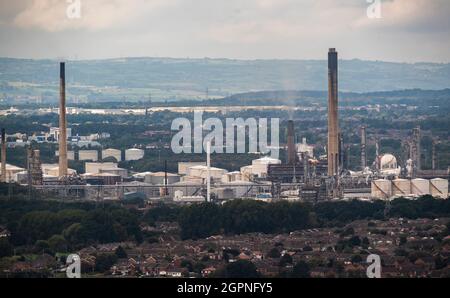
xmin=12 ymin=0 xmax=175 ymax=32
xmin=353 ymin=0 xmax=450 ymax=32
xmin=0 ymin=0 xmax=449 ymax=62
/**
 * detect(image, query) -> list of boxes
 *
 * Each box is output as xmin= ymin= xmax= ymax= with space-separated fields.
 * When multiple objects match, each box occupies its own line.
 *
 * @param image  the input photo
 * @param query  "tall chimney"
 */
xmin=287 ymin=120 xmax=296 ymax=165
xmin=361 ymin=126 xmax=367 ymax=170
xmin=339 ymin=133 xmax=344 ymax=171
xmin=59 ymin=62 xmax=68 ymax=177
xmin=432 ymin=139 xmax=436 ymax=171
xmin=375 ymin=137 xmax=380 ymax=170
xmin=413 ymin=127 xmax=421 ymax=171
xmin=206 ymin=141 xmax=211 ymax=202
xmin=1 ymin=128 xmax=6 ymax=183
xmin=327 ymin=48 xmax=339 ymax=176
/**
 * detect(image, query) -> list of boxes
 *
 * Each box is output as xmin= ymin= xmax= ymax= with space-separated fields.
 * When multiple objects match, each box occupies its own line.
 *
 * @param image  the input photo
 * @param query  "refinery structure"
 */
xmin=0 ymin=49 xmax=448 ymax=203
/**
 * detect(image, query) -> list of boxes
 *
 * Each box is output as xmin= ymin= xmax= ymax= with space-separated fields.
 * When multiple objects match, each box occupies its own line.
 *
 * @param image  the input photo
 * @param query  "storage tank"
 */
xmin=178 ymin=162 xmax=206 ymax=175
xmin=411 ymin=178 xmax=430 ymax=196
xmin=430 ymin=178 xmax=448 ymax=199
xmin=186 ymin=165 xmax=227 ymax=180
xmin=371 ymin=179 xmax=392 ymax=199
xmin=99 ymin=168 xmax=128 ymax=179
xmin=392 ymin=179 xmax=411 ymax=197
xmin=85 ymin=162 xmax=118 ymax=174
xmin=79 ymin=150 xmax=99 ymax=161
xmin=221 ymin=171 xmax=242 ymax=183
xmin=144 ymin=172 xmax=180 ymax=185
xmin=102 ymin=148 xmax=122 ymax=162
xmin=125 ymin=148 xmax=145 ymax=161
xmin=55 ymin=150 xmax=75 ymax=160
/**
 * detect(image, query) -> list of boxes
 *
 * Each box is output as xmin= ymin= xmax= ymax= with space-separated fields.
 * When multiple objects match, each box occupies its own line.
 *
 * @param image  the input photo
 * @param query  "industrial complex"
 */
xmin=0 ymin=49 xmax=448 ymax=203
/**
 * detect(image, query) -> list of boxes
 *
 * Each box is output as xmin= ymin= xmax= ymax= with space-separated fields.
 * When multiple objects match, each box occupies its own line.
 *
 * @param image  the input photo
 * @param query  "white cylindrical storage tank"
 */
xmin=392 ymin=179 xmax=411 ymax=197
xmin=186 ymin=165 xmax=227 ymax=180
xmin=430 ymin=178 xmax=448 ymax=199
xmin=125 ymin=149 xmax=145 ymax=161
xmin=371 ymin=179 xmax=392 ymax=199
xmin=144 ymin=172 xmax=180 ymax=185
xmin=411 ymin=178 xmax=430 ymax=196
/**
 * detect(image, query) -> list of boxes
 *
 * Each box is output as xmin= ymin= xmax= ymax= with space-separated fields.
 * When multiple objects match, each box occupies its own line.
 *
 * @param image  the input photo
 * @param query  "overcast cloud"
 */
xmin=0 ymin=0 xmax=449 ymax=62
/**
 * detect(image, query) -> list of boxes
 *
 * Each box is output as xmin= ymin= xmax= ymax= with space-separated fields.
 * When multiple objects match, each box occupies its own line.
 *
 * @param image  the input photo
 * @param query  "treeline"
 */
xmin=176 ymin=196 xmax=450 ymax=239
xmin=1 ymin=195 xmax=449 ymax=251
xmin=0 ymin=198 xmax=142 ymax=257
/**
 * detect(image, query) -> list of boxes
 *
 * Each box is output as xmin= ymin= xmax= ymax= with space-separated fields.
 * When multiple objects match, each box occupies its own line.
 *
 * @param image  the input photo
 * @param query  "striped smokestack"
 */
xmin=58 ymin=62 xmax=68 ymax=177
xmin=1 ymin=128 xmax=6 ymax=182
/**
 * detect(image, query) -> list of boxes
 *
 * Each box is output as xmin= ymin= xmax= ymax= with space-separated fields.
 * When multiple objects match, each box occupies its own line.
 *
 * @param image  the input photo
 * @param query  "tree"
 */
xmin=302 ymin=245 xmax=313 ymax=252
xmin=0 ymin=238 xmax=13 ymax=258
xmin=351 ymin=255 xmax=363 ymax=264
xmin=181 ymin=260 xmax=194 ymax=272
xmin=292 ymin=261 xmax=310 ymax=278
xmin=80 ymin=209 xmax=125 ymax=244
xmin=115 ymin=246 xmax=127 ymax=259
xmin=48 ymin=235 xmax=68 ymax=253
xmin=63 ymin=223 xmax=84 ymax=246
xmin=362 ymin=237 xmax=370 ymax=249
xmin=434 ymin=255 xmax=447 ymax=270
xmin=95 ymin=253 xmax=118 ymax=273
xmin=349 ymin=236 xmax=361 ymax=247
xmin=193 ymin=262 xmax=206 ymax=274
xmin=341 ymin=227 xmax=355 ymax=237
xmin=17 ymin=211 xmax=60 ymax=244
xmin=399 ymin=236 xmax=407 ymax=245
xmin=178 ymin=203 xmax=221 ymax=240
xmin=34 ymin=240 xmax=50 ymax=254
xmin=394 ymin=248 xmax=408 ymax=257
xmin=279 ymin=254 xmax=293 ymax=267
xmin=267 ymin=248 xmax=281 ymax=258
xmin=219 ymin=260 xmax=259 ymax=278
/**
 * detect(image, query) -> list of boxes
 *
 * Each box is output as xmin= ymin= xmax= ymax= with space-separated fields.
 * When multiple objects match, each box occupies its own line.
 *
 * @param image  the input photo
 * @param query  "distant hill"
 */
xmin=208 ymin=89 xmax=450 ymax=107
xmin=1 ymin=57 xmax=450 ymax=102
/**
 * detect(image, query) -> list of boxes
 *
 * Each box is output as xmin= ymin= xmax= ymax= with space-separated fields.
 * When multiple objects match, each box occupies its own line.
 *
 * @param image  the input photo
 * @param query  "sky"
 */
xmin=0 ymin=0 xmax=449 ymax=62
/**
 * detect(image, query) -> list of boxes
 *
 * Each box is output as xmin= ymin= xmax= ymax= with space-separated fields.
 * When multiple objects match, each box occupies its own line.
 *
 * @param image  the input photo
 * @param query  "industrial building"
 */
xmin=49 ymin=127 xmax=72 ymax=142
xmin=0 ymin=163 xmax=26 ymax=183
xmin=173 ymin=190 xmax=205 ymax=203
xmin=297 ymin=138 xmax=314 ymax=159
xmin=81 ymin=172 xmax=122 ymax=185
xmin=18 ymin=56 xmax=449 ymax=203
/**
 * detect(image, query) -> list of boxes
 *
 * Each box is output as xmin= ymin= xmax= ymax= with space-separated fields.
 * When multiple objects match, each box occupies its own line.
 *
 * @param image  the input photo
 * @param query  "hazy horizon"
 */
xmin=1 ymin=55 xmax=450 ymax=65
xmin=1 ymin=0 xmax=449 ymax=63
